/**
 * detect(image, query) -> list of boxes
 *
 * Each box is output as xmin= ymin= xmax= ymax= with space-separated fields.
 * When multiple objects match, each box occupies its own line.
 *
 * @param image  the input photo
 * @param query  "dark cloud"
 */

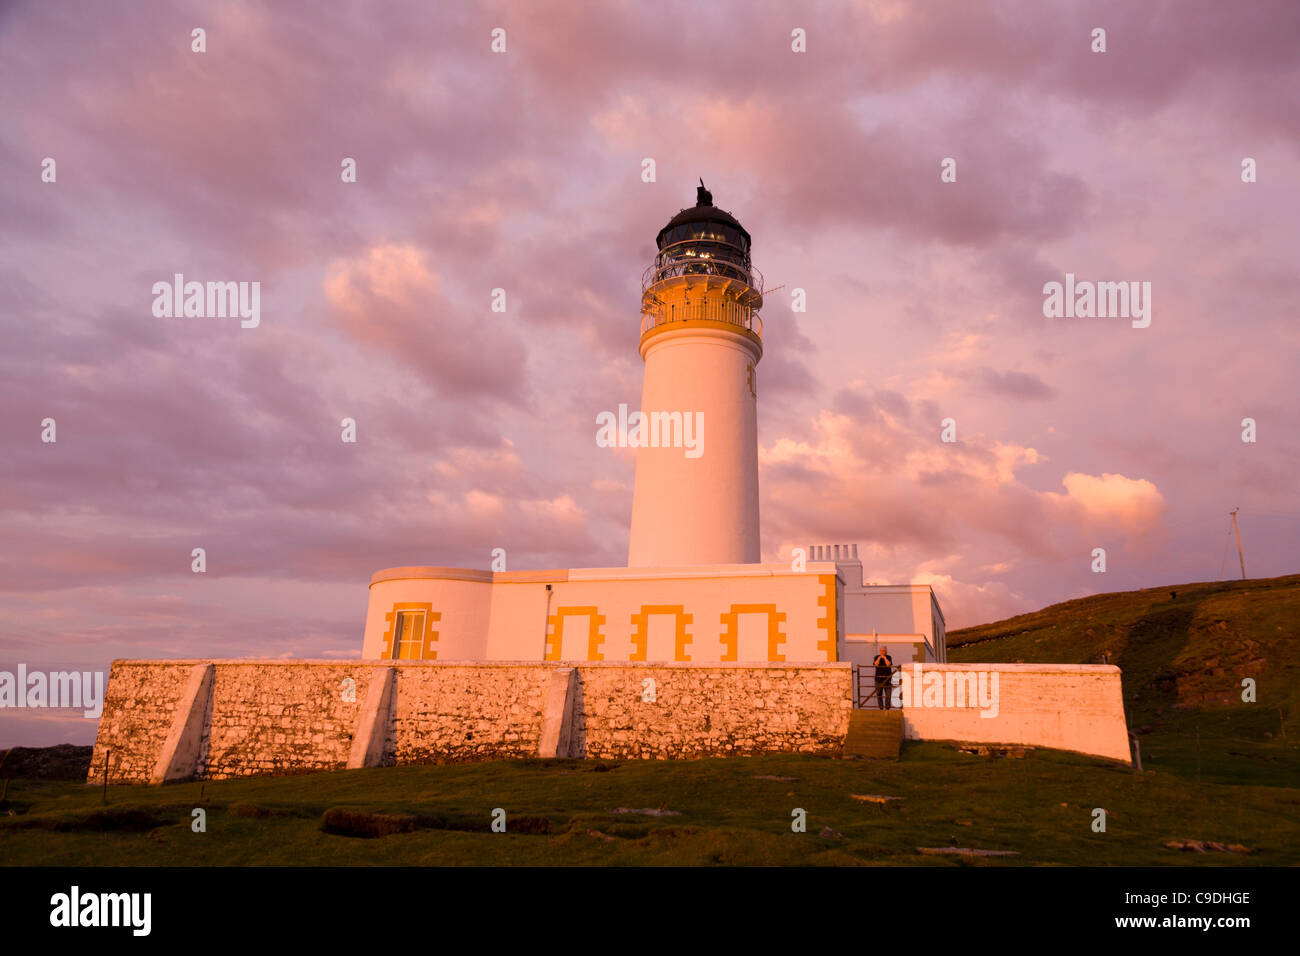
xmin=973 ymin=366 xmax=1057 ymax=400
xmin=0 ymin=0 xmax=1295 ymax=679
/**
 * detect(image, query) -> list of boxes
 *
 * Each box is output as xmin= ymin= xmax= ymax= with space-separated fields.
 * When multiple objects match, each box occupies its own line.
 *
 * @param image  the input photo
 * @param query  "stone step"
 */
xmin=842 ymin=709 xmax=904 ymax=759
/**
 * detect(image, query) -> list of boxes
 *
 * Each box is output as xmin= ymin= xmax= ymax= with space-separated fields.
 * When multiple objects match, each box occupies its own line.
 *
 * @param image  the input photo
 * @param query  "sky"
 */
xmin=2 ymin=0 xmax=1298 ymax=746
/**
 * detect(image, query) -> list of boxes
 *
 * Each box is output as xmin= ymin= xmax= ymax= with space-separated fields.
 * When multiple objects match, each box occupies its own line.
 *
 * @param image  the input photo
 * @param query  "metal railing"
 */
xmin=854 ymin=665 xmax=902 ymax=710
xmin=639 ymin=297 xmax=762 ymax=337
xmin=640 ymin=238 xmax=765 ymax=338
xmin=642 ymin=238 xmax=760 ymax=290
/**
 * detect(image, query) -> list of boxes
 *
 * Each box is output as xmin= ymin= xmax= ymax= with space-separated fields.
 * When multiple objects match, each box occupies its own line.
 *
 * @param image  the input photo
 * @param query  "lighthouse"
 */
xmin=627 ymin=183 xmax=765 ymax=567
xmin=353 ymin=183 xmax=945 ymax=674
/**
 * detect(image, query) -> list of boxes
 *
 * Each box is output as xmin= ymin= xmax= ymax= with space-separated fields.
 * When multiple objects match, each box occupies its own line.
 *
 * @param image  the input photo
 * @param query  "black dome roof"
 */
xmin=655 ymin=184 xmax=751 ymax=248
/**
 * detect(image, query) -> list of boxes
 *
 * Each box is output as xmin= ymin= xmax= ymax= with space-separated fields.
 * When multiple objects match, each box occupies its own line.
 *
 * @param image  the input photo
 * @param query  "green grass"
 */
xmin=948 ymin=573 xmax=1300 ymax=788
xmin=2 ymin=744 xmax=1297 ymax=865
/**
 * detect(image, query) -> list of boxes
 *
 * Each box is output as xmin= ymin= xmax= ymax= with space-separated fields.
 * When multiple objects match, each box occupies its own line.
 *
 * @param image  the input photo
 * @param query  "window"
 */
xmin=383 ymin=603 xmax=440 ymax=660
xmin=394 ymin=610 xmax=426 ymax=659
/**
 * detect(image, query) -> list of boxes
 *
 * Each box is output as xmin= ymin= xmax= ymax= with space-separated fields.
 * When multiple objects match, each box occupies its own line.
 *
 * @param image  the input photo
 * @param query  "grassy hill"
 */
xmin=2 ymin=746 xmax=1296 ymax=866
xmin=1 ymin=575 xmax=1296 ymax=866
xmin=947 ymin=573 xmax=1300 ymax=787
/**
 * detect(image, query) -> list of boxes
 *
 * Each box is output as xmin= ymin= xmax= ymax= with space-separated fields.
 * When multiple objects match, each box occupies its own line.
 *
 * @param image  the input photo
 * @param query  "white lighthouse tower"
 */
xmin=628 ymin=184 xmax=765 ymax=566
xmin=354 ymin=182 xmax=949 ymax=675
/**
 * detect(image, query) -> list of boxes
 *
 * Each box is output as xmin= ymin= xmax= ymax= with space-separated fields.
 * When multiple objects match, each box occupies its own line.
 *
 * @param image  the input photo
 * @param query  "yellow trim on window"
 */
xmin=719 ymin=603 xmax=787 ymax=662
xmin=383 ymin=603 xmax=441 ymax=660
xmin=546 ymin=606 xmax=607 ymax=661
xmin=816 ymin=575 xmax=838 ymax=662
xmin=630 ymin=604 xmax=694 ymax=662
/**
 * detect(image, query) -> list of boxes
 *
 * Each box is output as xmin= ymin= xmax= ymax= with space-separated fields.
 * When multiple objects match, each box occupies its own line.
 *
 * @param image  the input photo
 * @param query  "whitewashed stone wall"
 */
xmin=900 ymin=663 xmax=1131 ymax=761
xmin=204 ymin=663 xmax=378 ymax=779
xmin=89 ymin=660 xmax=852 ymax=782
xmin=87 ymin=659 xmax=1130 ymax=781
xmin=88 ymin=662 xmax=194 ymax=783
xmin=571 ymin=663 xmax=852 ymax=758
xmin=387 ymin=663 xmax=553 ymax=763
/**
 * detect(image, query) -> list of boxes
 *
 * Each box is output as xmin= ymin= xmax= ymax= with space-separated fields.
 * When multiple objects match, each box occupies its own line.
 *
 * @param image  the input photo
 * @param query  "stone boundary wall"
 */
xmin=88 ymin=660 xmax=853 ymax=783
xmin=205 ymin=664 xmax=379 ymax=779
xmin=88 ymin=662 xmax=195 ymax=784
xmin=571 ymin=662 xmax=852 ymax=758
xmin=387 ymin=664 xmax=555 ymax=764
xmin=897 ymin=663 xmax=1131 ymax=762
xmin=88 ymin=659 xmax=1130 ymax=782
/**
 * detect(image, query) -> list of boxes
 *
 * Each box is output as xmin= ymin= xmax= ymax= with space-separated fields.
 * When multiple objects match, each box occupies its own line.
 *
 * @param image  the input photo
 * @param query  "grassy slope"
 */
xmin=2 ymin=575 xmax=1296 ymax=866
xmin=2 ymin=746 xmax=1297 ymax=866
xmin=947 ymin=574 xmax=1300 ymax=787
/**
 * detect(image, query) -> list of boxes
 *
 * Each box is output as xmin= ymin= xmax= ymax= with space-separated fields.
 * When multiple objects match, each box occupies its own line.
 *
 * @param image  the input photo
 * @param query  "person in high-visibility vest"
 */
xmin=872 ymin=648 xmax=894 ymax=710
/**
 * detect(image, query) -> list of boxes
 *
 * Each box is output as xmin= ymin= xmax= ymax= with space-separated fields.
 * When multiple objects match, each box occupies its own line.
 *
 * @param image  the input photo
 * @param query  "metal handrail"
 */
xmin=854 ymin=664 xmax=903 ymax=709
xmin=642 ymin=239 xmax=762 ymax=293
xmin=640 ymin=300 xmax=762 ymax=338
xmin=640 ymin=237 xmax=766 ymax=339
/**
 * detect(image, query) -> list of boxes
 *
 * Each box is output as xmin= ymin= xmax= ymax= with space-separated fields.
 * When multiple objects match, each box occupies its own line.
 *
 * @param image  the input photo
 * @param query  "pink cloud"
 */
xmin=0 ymin=0 xmax=1295 ymax=709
